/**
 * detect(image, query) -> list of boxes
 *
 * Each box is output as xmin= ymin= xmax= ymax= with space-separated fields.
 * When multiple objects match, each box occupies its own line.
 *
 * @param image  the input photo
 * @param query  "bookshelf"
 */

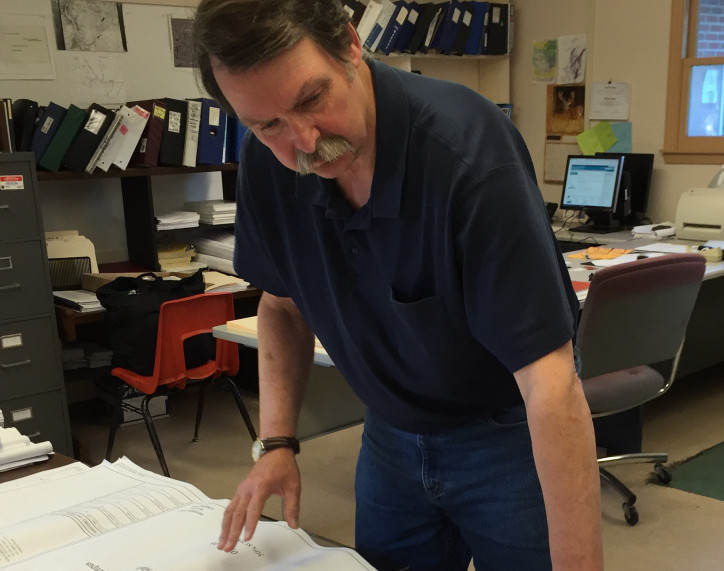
xmin=37 ymin=164 xmax=238 ymax=272
xmin=381 ymin=53 xmax=510 ymax=104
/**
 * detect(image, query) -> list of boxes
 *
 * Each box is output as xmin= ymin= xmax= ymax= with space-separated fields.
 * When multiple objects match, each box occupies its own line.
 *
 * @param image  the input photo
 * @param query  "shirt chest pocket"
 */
xmin=388 ymin=288 xmax=470 ymax=370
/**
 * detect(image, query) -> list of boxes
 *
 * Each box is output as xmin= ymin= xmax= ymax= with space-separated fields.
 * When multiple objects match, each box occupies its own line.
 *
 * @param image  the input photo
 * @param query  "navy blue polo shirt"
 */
xmin=234 ymin=59 xmax=579 ymax=433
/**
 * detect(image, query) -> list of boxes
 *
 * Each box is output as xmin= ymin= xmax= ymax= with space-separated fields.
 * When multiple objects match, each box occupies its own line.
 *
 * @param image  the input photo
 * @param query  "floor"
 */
xmin=69 ymin=362 xmax=724 ymax=570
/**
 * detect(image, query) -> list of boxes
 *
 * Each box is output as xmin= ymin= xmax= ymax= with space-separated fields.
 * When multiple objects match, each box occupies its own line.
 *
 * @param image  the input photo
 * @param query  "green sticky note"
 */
xmin=576 ymin=121 xmax=618 ymax=155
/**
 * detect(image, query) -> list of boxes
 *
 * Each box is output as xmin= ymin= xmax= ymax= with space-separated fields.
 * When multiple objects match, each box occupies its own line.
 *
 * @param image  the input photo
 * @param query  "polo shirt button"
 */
xmin=351 ymin=246 xmax=359 ymax=255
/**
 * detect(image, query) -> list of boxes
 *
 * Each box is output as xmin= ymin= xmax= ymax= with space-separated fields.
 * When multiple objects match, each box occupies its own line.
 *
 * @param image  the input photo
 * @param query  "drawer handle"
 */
xmin=1 ymin=359 xmax=31 ymax=369
xmin=0 ymin=283 xmax=20 ymax=291
xmin=25 ymin=432 xmax=41 ymax=438
xmin=0 ymin=205 xmax=9 ymax=210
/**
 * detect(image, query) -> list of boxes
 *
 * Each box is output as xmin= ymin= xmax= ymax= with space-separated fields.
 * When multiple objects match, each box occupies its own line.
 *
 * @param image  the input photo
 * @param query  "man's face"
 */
xmin=212 ymin=33 xmax=370 ymax=179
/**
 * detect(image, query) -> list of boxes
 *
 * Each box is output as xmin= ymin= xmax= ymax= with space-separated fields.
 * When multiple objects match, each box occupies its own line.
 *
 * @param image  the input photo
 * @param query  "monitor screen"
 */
xmin=595 ymin=152 xmax=654 ymax=215
xmin=560 ymin=155 xmax=623 ymax=211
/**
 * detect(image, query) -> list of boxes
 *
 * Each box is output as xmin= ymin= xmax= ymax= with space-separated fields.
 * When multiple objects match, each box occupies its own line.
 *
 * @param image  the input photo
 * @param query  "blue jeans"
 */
xmin=355 ymin=407 xmax=551 ymax=571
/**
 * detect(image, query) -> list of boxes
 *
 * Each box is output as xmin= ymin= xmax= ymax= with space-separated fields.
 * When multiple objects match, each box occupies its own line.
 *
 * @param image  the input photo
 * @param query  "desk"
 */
xmin=54 ymin=287 xmax=261 ymax=342
xmin=0 ymin=453 xmax=77 ymax=484
xmin=563 ymin=236 xmax=724 ymax=377
xmin=213 ymin=318 xmax=366 ymax=441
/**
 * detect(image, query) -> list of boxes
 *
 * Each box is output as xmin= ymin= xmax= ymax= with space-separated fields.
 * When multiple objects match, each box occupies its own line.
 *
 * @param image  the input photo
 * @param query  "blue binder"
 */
xmin=195 ymin=98 xmax=228 ymax=165
xmin=225 ymin=115 xmax=248 ymax=164
xmin=465 ymin=2 xmax=489 ymax=55
xmin=30 ymin=102 xmax=66 ymax=163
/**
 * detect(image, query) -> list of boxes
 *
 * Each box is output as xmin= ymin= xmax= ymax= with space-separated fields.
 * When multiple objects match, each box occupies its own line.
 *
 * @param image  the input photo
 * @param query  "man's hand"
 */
xmin=218 ymin=449 xmax=301 ymax=551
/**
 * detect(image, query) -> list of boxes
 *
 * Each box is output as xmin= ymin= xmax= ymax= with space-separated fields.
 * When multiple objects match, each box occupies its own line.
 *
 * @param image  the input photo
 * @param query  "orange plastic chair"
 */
xmin=104 ymin=292 xmax=257 ymax=476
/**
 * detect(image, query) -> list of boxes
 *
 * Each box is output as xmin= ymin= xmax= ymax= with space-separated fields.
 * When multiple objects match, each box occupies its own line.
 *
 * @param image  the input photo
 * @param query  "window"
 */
xmin=664 ymin=0 xmax=724 ymax=163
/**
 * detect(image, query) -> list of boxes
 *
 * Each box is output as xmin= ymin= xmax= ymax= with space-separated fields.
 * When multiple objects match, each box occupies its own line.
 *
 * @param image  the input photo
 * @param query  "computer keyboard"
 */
xmin=557 ymin=240 xmax=588 ymax=253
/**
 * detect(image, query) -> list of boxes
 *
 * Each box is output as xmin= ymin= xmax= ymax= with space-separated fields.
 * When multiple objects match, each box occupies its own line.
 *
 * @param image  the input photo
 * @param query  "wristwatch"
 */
xmin=251 ymin=437 xmax=300 ymax=462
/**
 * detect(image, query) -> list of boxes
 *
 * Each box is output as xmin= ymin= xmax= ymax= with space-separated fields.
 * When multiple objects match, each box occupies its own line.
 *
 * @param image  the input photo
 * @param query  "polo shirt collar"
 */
xmin=368 ymin=59 xmax=409 ymax=219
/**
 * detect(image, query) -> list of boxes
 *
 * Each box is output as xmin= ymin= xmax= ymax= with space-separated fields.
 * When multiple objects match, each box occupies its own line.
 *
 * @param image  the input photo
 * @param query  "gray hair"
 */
xmin=193 ymin=0 xmax=352 ymax=115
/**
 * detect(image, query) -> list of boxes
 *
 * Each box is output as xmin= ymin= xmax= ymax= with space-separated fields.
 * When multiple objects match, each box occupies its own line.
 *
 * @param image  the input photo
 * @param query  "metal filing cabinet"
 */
xmin=0 ymin=153 xmax=72 ymax=455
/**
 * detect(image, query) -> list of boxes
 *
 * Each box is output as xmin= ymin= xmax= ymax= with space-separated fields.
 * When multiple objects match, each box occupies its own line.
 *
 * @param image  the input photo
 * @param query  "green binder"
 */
xmin=37 ymin=104 xmax=87 ymax=172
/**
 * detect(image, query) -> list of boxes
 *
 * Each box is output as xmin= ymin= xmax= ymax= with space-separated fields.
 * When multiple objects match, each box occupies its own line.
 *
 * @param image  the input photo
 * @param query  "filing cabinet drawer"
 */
xmin=0 ymin=316 xmax=61 ymax=400
xmin=0 ymin=389 xmax=71 ymax=455
xmin=0 ymin=241 xmax=53 ymax=320
xmin=0 ymin=159 xmax=40 ymax=242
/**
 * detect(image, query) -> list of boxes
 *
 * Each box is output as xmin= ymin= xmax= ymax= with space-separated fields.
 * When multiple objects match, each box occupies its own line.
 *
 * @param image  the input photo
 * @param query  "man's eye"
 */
xmin=261 ymin=119 xmax=279 ymax=131
xmin=301 ymin=93 xmax=321 ymax=108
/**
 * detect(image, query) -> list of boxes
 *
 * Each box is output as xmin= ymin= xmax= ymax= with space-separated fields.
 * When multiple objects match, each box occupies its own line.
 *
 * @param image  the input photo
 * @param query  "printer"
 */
xmin=45 ymin=230 xmax=99 ymax=289
xmin=675 ymin=187 xmax=724 ymax=241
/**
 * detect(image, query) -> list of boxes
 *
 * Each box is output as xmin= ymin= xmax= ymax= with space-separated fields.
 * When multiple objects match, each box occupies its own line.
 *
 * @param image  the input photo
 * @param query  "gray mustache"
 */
xmin=296 ymin=136 xmax=353 ymax=175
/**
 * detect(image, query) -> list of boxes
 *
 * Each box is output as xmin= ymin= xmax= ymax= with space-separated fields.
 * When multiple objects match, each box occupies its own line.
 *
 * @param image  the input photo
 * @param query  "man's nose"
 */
xmin=288 ymin=116 xmax=319 ymax=154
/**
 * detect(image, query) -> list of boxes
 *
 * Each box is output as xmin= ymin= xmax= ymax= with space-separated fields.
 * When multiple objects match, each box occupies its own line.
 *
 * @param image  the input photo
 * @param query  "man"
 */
xmin=193 ymin=1 xmax=603 ymax=569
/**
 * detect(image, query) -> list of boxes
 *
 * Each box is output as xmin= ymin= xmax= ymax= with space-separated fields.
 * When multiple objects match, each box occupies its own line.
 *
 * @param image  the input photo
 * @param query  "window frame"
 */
xmin=664 ymin=0 xmax=724 ymax=164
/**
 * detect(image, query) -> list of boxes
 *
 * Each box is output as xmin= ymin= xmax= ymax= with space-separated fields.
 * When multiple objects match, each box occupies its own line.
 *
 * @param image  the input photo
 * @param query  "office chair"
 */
xmin=576 ymin=253 xmax=705 ymax=525
xmin=104 ymin=292 xmax=258 ymax=476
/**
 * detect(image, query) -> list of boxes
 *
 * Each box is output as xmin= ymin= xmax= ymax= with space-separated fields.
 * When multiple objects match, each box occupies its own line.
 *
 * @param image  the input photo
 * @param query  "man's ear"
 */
xmin=347 ymin=21 xmax=363 ymax=66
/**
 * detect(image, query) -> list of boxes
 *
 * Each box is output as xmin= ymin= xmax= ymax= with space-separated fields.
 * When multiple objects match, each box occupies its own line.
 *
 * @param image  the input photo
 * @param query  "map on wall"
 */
xmin=65 ymin=53 xmax=127 ymax=107
xmin=58 ymin=0 xmax=127 ymax=52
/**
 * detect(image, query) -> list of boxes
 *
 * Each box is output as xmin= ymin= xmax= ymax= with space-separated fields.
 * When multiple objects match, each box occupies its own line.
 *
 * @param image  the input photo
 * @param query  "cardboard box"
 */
xmin=122 ymin=394 xmax=169 ymax=424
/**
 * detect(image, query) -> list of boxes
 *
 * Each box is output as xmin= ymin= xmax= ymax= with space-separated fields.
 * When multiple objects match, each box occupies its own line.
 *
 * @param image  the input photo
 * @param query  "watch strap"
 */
xmin=260 ymin=436 xmax=300 ymax=454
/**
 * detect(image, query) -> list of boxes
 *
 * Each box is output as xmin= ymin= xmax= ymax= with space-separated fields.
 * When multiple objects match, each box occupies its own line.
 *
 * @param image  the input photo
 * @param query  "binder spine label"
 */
xmin=169 ymin=110 xmax=182 ymax=133
xmin=209 ymin=107 xmax=221 ymax=126
xmin=85 ymin=109 xmax=106 ymax=134
xmin=40 ymin=117 xmax=54 ymax=134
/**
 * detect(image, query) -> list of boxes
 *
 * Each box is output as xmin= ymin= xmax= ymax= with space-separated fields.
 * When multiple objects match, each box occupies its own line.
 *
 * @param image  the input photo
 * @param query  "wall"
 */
xmin=2 ymin=0 xmax=719 ymax=261
xmin=512 ymin=0 xmax=718 ymax=224
xmin=1 ymin=0 xmax=223 ymax=263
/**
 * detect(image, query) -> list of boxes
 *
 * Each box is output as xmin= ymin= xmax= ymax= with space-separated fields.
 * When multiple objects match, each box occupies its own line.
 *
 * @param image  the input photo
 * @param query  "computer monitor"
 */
xmin=560 ymin=155 xmax=625 ymax=233
xmin=595 ymin=152 xmax=655 ymax=222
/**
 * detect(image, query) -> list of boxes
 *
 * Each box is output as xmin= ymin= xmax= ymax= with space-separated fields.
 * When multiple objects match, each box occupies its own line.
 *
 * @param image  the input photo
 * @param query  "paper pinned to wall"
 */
xmin=590 ymin=82 xmax=631 ymax=120
xmin=66 ymin=53 xmax=126 ymax=108
xmin=0 ymin=13 xmax=55 ymax=80
xmin=544 ymin=139 xmax=581 ymax=183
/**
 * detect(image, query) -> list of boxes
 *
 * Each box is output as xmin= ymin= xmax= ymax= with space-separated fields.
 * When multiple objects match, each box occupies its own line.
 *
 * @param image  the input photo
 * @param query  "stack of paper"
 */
xmin=203 ymin=270 xmax=249 ymax=292
xmin=61 ymin=344 xmax=87 ymax=370
xmin=84 ymin=342 xmax=113 ymax=368
xmin=184 ymin=199 xmax=236 ymax=225
xmin=157 ymin=241 xmax=196 ymax=270
xmin=156 ymin=210 xmax=200 ymax=230
xmin=0 ymin=427 xmax=53 ymax=472
xmin=0 ymin=457 xmax=376 ymax=569
xmin=53 ymin=289 xmax=103 ymax=312
xmin=60 ymin=342 xmax=113 ymax=370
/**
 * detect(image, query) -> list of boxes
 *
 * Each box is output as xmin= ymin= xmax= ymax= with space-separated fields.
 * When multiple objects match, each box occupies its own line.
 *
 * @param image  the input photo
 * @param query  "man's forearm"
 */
xmin=256 ymin=293 xmax=315 ymax=437
xmin=526 ymin=375 xmax=603 ymax=570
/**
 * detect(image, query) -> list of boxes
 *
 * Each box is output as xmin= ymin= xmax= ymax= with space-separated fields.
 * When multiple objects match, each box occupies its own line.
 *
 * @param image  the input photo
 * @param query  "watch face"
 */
xmin=251 ymin=439 xmax=264 ymax=462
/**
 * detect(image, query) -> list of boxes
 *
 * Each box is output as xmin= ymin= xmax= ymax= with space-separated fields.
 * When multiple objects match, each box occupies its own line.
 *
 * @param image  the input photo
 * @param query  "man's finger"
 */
xmin=283 ymin=492 xmax=300 ymax=529
xmin=219 ymin=495 xmax=248 ymax=551
xmin=242 ymin=493 xmax=266 ymax=541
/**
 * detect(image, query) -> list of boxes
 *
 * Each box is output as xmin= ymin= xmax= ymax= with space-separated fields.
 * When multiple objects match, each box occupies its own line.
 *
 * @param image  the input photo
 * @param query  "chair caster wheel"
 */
xmin=623 ymin=502 xmax=639 ymax=526
xmin=654 ymin=463 xmax=672 ymax=484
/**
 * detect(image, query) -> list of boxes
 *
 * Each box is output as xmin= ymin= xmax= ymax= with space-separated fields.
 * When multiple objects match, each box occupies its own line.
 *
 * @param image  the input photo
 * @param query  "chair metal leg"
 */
xmin=106 ymin=418 xmax=119 ymax=461
xmin=599 ymin=466 xmax=639 ymax=525
xmin=597 ymin=452 xmax=668 ymax=469
xmin=193 ymin=380 xmax=209 ymax=442
xmin=141 ymin=395 xmax=170 ymax=477
xmin=221 ymin=375 xmax=258 ymax=441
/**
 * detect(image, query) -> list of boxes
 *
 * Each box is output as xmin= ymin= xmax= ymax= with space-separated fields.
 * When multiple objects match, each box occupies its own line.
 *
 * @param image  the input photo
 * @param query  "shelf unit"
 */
xmin=38 ymin=163 xmax=238 ymax=271
xmin=379 ymin=53 xmax=510 ymax=103
xmin=0 ymin=153 xmax=73 ymax=455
